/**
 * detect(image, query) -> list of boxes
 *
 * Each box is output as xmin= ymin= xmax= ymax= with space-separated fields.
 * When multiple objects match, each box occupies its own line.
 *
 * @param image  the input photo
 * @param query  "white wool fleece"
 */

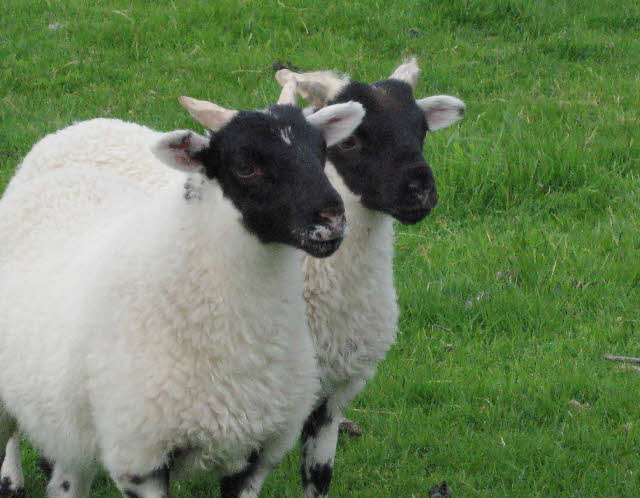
xmin=5 ymin=118 xmax=182 ymax=196
xmin=11 ymin=118 xmax=400 ymax=393
xmin=0 ymin=164 xmax=318 ymax=477
xmin=302 ymin=164 xmax=399 ymax=396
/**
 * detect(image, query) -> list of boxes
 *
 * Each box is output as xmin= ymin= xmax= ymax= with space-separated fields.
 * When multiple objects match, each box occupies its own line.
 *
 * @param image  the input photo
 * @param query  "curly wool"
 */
xmin=9 ymin=118 xmax=400 ymax=399
xmin=302 ymin=164 xmax=399 ymax=396
xmin=0 ymin=160 xmax=318 ymax=477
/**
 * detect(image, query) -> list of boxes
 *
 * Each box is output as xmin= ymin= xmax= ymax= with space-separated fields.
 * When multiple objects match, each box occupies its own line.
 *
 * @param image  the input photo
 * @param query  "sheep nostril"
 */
xmin=328 ymin=214 xmax=346 ymax=231
xmin=309 ymin=211 xmax=346 ymax=243
xmin=318 ymin=206 xmax=345 ymax=221
xmin=408 ymin=180 xmax=424 ymax=193
xmin=316 ymin=210 xmax=345 ymax=233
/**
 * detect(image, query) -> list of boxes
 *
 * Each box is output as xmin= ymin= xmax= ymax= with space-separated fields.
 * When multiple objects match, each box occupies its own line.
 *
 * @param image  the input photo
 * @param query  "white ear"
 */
xmin=151 ymin=130 xmax=209 ymax=173
xmin=275 ymin=69 xmax=349 ymax=108
xmin=416 ymin=95 xmax=466 ymax=131
xmin=178 ymin=96 xmax=238 ymax=132
xmin=306 ymin=101 xmax=365 ymax=147
xmin=389 ymin=57 xmax=420 ymax=91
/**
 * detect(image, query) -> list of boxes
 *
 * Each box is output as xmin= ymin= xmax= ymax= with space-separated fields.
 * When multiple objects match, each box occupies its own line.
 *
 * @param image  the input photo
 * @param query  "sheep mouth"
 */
xmin=362 ymin=199 xmax=433 ymax=224
xmin=299 ymin=236 xmax=343 ymax=258
xmin=389 ymin=206 xmax=433 ymax=224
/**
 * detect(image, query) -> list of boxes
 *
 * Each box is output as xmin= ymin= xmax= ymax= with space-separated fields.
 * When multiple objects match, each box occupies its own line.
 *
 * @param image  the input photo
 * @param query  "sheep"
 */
xmin=271 ymin=59 xmax=466 ymax=497
xmin=0 ymin=85 xmax=365 ymax=498
xmin=1 ymin=59 xmax=465 ymax=497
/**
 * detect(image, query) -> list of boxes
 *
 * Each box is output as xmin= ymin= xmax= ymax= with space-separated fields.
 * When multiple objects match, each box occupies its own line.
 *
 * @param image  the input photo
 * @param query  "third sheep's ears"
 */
xmin=277 ymin=77 xmax=298 ymax=105
xmin=275 ymin=69 xmax=349 ymax=108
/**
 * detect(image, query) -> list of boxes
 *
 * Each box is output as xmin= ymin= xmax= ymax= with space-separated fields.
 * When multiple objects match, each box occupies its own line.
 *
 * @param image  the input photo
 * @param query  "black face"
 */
xmin=197 ymin=105 xmax=345 ymax=258
xmin=327 ymin=79 xmax=437 ymax=224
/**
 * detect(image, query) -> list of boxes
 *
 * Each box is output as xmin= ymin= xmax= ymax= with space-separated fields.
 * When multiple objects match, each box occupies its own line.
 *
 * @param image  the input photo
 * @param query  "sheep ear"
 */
xmin=275 ymin=69 xmax=348 ymax=108
xmin=306 ymin=101 xmax=365 ymax=147
xmin=151 ymin=130 xmax=209 ymax=174
xmin=416 ymin=95 xmax=466 ymax=131
xmin=389 ymin=57 xmax=420 ymax=91
xmin=178 ymin=96 xmax=238 ymax=132
xmin=277 ymin=77 xmax=298 ymax=105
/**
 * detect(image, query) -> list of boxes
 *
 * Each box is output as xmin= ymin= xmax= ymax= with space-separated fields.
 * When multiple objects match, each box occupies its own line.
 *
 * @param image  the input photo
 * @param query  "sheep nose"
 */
xmin=405 ymin=165 xmax=437 ymax=208
xmin=310 ymin=206 xmax=346 ymax=242
xmin=319 ymin=205 xmax=344 ymax=221
xmin=319 ymin=206 xmax=345 ymax=229
xmin=406 ymin=166 xmax=433 ymax=193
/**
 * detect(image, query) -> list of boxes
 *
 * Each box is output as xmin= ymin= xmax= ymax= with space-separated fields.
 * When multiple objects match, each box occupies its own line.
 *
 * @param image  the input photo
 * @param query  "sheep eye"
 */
xmin=338 ymin=136 xmax=361 ymax=152
xmin=233 ymin=164 xmax=262 ymax=179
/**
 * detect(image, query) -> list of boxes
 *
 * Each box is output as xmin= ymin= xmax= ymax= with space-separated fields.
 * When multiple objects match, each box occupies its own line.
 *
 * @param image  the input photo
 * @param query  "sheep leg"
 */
xmin=301 ymin=379 xmax=365 ymax=498
xmin=220 ymin=427 xmax=301 ymax=498
xmin=220 ymin=450 xmax=260 ymax=498
xmin=46 ymin=464 xmax=96 ymax=498
xmin=0 ymin=434 xmax=24 ymax=497
xmin=0 ymin=413 xmax=22 ymax=498
xmin=113 ymin=465 xmax=170 ymax=498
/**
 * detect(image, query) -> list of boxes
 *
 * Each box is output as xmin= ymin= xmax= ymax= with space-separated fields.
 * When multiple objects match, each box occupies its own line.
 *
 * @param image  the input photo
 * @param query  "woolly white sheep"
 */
xmin=0 ymin=87 xmax=364 ymax=498
xmin=2 ymin=59 xmax=465 ymax=497
xmin=273 ymin=59 xmax=466 ymax=497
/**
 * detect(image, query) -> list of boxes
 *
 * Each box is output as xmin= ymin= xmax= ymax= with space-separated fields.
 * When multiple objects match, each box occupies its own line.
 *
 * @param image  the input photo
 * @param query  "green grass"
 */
xmin=1 ymin=0 xmax=639 ymax=496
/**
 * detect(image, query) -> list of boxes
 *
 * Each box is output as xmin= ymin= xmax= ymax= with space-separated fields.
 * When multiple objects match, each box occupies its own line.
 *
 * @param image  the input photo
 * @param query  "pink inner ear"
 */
xmin=174 ymin=133 xmax=193 ymax=150
xmin=175 ymin=153 xmax=190 ymax=165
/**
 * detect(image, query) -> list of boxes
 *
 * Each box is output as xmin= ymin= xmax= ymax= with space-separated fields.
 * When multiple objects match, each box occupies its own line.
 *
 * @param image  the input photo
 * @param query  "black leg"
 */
xmin=220 ymin=451 xmax=259 ymax=498
xmin=300 ymin=400 xmax=338 ymax=498
xmin=115 ymin=465 xmax=169 ymax=498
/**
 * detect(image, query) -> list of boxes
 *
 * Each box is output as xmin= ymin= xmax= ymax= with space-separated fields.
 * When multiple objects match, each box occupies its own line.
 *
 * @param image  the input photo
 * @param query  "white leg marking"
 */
xmin=46 ymin=464 xmax=96 ymax=498
xmin=113 ymin=467 xmax=169 ymax=498
xmin=0 ymin=435 xmax=24 ymax=493
xmin=302 ymin=379 xmax=366 ymax=498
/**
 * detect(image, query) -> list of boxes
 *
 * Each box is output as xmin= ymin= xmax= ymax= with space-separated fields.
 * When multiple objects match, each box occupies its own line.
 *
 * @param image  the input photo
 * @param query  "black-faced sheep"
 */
xmin=274 ymin=59 xmax=465 ymax=497
xmin=0 ymin=88 xmax=364 ymax=497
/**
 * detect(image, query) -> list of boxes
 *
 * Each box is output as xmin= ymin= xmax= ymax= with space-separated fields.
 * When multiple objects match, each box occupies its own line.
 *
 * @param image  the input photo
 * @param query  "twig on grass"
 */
xmin=299 ymin=16 xmax=309 ymax=34
xmin=230 ymin=69 xmax=264 ymax=74
xmin=277 ymin=1 xmax=308 ymax=11
xmin=603 ymin=355 xmax=640 ymax=365
xmin=432 ymin=324 xmax=453 ymax=333
xmin=619 ymin=364 xmax=640 ymax=373
xmin=112 ymin=10 xmax=133 ymax=22
xmin=350 ymin=408 xmax=399 ymax=416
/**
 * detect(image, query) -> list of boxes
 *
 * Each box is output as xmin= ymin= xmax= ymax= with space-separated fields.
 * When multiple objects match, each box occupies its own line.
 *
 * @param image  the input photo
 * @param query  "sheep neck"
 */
xmin=324 ymin=162 xmax=395 ymax=256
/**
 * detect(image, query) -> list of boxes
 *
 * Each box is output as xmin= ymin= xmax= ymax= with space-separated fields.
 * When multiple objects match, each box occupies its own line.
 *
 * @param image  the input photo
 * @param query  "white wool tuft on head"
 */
xmin=275 ymin=69 xmax=349 ymax=108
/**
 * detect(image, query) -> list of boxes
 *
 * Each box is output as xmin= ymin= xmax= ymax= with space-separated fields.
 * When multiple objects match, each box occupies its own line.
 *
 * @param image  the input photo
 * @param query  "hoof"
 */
xmin=338 ymin=418 xmax=363 ymax=437
xmin=429 ymin=481 xmax=451 ymax=497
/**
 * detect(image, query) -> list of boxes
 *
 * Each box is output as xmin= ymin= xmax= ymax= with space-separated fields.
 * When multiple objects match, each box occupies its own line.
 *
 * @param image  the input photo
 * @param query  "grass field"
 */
xmin=1 ymin=0 xmax=639 ymax=496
